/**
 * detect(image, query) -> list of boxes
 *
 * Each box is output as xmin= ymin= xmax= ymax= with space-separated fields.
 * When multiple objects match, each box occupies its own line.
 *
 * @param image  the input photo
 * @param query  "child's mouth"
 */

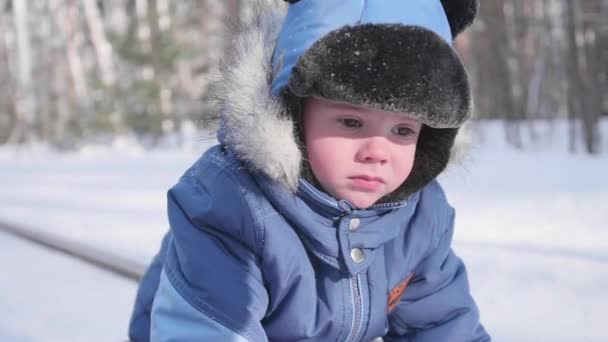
xmin=348 ymin=175 xmax=384 ymax=191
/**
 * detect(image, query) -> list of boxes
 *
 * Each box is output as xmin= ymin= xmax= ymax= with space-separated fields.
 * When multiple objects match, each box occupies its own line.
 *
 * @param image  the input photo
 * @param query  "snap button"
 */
xmin=348 ymin=218 xmax=360 ymax=232
xmin=350 ymin=248 xmax=365 ymax=263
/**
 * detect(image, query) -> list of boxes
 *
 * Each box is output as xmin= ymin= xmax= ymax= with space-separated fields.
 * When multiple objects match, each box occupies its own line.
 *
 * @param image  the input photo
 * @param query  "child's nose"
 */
xmin=355 ymin=137 xmax=389 ymax=165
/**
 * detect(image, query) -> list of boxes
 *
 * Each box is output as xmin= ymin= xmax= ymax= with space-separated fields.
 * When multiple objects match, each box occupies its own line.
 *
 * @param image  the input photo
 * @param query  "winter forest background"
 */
xmin=0 ymin=0 xmax=606 ymax=153
xmin=0 ymin=1 xmax=607 ymax=341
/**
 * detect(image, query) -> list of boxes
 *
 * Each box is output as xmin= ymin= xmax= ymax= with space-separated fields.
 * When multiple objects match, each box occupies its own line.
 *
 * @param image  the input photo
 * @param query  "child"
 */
xmin=129 ymin=0 xmax=490 ymax=341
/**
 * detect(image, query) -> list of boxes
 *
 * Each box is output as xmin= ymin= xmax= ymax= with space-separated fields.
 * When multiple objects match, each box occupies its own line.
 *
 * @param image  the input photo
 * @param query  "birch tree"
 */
xmin=8 ymin=0 xmax=35 ymax=144
xmin=82 ymin=0 xmax=116 ymax=86
xmin=0 ymin=1 xmax=15 ymax=144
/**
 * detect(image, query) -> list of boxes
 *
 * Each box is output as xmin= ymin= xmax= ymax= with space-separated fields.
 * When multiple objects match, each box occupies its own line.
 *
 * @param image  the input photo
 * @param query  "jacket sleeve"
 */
xmin=129 ymin=232 xmax=171 ymax=342
xmin=150 ymin=167 xmax=270 ymax=342
xmin=385 ymin=210 xmax=490 ymax=342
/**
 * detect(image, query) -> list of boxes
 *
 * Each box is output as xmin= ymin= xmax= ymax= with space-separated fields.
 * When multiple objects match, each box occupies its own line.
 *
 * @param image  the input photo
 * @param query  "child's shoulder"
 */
xmin=181 ymin=144 xmax=257 ymax=190
xmin=417 ymin=179 xmax=452 ymax=209
xmin=385 ymin=180 xmax=456 ymax=272
xmin=413 ymin=179 xmax=456 ymax=242
xmin=169 ymin=144 xmax=268 ymax=251
xmin=189 ymin=144 xmax=245 ymax=175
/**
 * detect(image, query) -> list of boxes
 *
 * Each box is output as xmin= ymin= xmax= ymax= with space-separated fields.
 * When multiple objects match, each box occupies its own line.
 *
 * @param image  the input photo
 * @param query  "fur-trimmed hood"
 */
xmin=207 ymin=1 xmax=300 ymax=191
xmin=206 ymin=0 xmax=477 ymax=195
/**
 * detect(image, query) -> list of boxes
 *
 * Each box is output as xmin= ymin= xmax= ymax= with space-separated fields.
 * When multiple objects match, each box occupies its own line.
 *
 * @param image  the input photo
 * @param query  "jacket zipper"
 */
xmin=346 ymin=275 xmax=363 ymax=342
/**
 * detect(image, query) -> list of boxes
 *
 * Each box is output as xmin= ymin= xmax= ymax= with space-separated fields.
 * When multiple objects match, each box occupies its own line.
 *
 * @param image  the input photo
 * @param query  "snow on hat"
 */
xmin=272 ymin=0 xmax=478 ymax=129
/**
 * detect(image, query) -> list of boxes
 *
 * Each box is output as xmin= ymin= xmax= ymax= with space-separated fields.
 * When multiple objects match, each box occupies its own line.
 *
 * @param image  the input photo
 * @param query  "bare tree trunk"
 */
xmin=29 ymin=1 xmax=52 ymax=143
xmin=565 ymin=0 xmax=582 ymax=153
xmin=504 ymin=0 xmax=526 ymax=118
xmin=599 ymin=1 xmax=608 ymax=121
xmin=473 ymin=0 xmax=512 ymax=122
xmin=0 ymin=0 xmax=15 ymax=144
xmin=39 ymin=0 xmax=73 ymax=147
xmin=524 ymin=0 xmax=551 ymax=142
xmin=540 ymin=0 xmax=564 ymax=123
xmin=135 ymin=0 xmax=151 ymax=51
xmin=50 ymin=56 xmax=72 ymax=145
xmin=148 ymin=0 xmax=173 ymax=139
xmin=50 ymin=0 xmax=92 ymax=137
xmin=526 ymin=35 xmax=547 ymax=142
xmin=495 ymin=0 xmax=523 ymax=147
xmin=8 ymin=0 xmax=36 ymax=144
xmin=579 ymin=0 xmax=603 ymax=154
xmin=82 ymin=0 xmax=116 ymax=86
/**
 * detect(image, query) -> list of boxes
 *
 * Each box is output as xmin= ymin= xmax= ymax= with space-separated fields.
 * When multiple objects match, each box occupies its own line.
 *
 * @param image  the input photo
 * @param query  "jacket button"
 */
xmin=348 ymin=218 xmax=360 ymax=232
xmin=350 ymin=248 xmax=365 ymax=263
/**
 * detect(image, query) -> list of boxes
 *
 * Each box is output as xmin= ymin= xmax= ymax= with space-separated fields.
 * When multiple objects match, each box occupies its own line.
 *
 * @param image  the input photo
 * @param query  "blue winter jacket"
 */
xmin=129 ymin=0 xmax=489 ymax=340
xmin=129 ymin=146 xmax=488 ymax=342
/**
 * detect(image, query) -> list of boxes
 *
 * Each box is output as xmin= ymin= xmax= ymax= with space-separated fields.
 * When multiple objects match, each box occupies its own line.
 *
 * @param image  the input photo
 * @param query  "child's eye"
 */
xmin=338 ymin=118 xmax=362 ymax=128
xmin=392 ymin=126 xmax=416 ymax=137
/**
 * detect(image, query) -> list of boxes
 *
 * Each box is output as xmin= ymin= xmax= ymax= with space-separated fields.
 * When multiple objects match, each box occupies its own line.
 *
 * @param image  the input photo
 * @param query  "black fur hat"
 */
xmin=282 ymin=0 xmax=479 ymax=202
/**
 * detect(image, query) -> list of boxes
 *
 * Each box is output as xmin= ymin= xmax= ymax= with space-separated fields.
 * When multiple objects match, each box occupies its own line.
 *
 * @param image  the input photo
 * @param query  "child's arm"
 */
xmin=149 ymin=168 xmax=270 ymax=342
xmin=385 ymin=211 xmax=491 ymax=342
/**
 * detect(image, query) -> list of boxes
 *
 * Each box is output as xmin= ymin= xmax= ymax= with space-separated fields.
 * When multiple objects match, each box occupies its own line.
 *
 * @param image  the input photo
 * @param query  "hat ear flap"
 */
xmin=440 ymin=0 xmax=479 ymax=38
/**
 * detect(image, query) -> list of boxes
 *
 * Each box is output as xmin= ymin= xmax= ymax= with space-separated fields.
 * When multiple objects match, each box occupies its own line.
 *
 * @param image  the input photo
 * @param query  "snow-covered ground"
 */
xmin=0 ymin=120 xmax=606 ymax=341
xmin=0 ymin=232 xmax=137 ymax=342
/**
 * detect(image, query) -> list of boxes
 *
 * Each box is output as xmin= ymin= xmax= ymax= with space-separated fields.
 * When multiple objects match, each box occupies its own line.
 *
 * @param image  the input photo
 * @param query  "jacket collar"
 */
xmin=253 ymin=171 xmax=420 ymax=273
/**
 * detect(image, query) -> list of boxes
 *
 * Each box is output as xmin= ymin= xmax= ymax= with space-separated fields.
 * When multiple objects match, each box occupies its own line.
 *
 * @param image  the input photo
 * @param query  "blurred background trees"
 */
xmin=0 ymin=0 xmax=606 ymax=153
xmin=0 ymin=0 xmax=242 ymax=148
xmin=460 ymin=0 xmax=607 ymax=154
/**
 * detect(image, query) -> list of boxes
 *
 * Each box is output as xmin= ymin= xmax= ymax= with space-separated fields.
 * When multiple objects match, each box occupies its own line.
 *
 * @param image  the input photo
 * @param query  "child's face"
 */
xmin=303 ymin=97 xmax=422 ymax=209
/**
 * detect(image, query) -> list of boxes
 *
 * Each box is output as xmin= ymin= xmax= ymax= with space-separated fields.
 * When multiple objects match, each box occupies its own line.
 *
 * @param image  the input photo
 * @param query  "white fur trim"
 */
xmin=206 ymin=1 xmax=301 ymax=191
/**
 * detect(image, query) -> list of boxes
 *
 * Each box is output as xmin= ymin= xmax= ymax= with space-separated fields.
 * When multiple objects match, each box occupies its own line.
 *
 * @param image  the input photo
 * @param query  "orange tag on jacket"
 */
xmin=387 ymin=273 xmax=414 ymax=313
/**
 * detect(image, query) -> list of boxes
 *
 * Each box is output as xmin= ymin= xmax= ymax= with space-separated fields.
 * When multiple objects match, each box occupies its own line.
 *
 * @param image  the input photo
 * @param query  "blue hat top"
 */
xmin=271 ymin=0 xmax=453 ymax=96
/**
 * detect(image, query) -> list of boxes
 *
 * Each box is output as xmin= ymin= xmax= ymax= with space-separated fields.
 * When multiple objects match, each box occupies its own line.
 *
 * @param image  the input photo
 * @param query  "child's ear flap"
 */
xmin=284 ymin=0 xmax=301 ymax=4
xmin=440 ymin=0 xmax=479 ymax=38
